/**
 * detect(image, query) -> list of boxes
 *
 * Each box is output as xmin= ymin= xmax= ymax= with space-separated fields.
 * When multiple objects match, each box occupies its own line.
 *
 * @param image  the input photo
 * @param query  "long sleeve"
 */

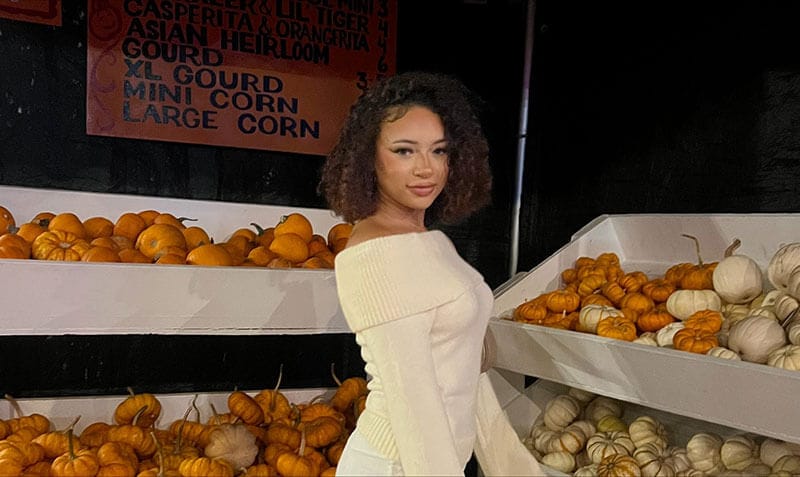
xmin=473 ymin=372 xmax=549 ymax=476
xmin=359 ymin=310 xmax=464 ymax=476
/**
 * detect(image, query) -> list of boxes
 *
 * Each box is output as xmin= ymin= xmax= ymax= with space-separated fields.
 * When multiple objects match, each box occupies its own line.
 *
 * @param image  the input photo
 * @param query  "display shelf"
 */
xmin=496 ymin=373 xmax=796 ymax=477
xmin=0 ymin=387 xmax=334 ymax=435
xmin=489 ymin=213 xmax=800 ymax=445
xmin=0 ymin=185 xmax=348 ymax=335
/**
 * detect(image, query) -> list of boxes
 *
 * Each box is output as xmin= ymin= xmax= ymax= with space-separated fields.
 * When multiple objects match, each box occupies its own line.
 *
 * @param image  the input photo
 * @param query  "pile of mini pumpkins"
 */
xmin=0 ymin=204 xmax=352 ymax=269
xmin=510 ymin=234 xmax=800 ymax=370
xmin=0 ymin=367 xmax=367 ymax=476
xmin=524 ymin=385 xmax=800 ymax=476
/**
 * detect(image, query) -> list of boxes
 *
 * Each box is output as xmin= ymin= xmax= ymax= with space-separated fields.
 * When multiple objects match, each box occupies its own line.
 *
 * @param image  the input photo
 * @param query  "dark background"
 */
xmin=1 ymin=0 xmax=799 ymax=396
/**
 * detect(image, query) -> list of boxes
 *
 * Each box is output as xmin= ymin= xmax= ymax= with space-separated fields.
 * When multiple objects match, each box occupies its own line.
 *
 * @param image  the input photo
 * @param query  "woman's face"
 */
xmin=374 ymin=106 xmax=449 ymax=219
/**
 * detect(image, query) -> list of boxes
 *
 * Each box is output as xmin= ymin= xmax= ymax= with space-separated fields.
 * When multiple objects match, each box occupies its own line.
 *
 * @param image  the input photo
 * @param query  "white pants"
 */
xmin=336 ymin=428 xmax=405 ymax=476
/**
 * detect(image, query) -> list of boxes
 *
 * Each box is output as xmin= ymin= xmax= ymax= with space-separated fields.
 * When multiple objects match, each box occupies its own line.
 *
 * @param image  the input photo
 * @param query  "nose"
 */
xmin=413 ymin=154 xmax=433 ymax=177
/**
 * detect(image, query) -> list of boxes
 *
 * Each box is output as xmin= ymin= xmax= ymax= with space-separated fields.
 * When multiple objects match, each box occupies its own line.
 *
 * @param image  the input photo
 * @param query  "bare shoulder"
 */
xmin=343 ymin=218 xmax=389 ymax=249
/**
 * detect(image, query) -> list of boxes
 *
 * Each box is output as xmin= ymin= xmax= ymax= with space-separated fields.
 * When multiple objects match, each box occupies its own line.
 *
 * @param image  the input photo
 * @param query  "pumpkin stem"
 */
xmin=127 ymin=386 xmax=136 ymax=397
xmin=3 ymin=394 xmax=23 ymax=418
xmin=270 ymin=364 xmax=284 ymax=413
xmin=250 ymin=222 xmax=266 ymax=235
xmin=724 ymin=238 xmax=742 ymax=258
xmin=308 ymin=393 xmax=328 ymax=405
xmin=191 ymin=394 xmax=201 ymax=422
xmin=132 ymin=405 xmax=149 ymax=427
xmin=330 ymin=363 xmax=342 ymax=387
xmin=150 ymin=430 xmax=168 ymax=476
xmin=209 ymin=403 xmax=222 ymax=425
xmin=681 ymin=234 xmax=704 ymax=266
xmin=298 ymin=427 xmax=307 ymax=456
xmin=66 ymin=428 xmax=76 ymax=460
xmin=177 ymin=216 xmax=198 ymax=223
xmin=60 ymin=415 xmax=81 ymax=433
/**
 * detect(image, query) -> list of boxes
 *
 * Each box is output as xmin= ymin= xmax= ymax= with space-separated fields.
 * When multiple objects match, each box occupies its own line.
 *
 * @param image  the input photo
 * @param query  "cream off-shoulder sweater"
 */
xmin=334 ymin=231 xmax=546 ymax=476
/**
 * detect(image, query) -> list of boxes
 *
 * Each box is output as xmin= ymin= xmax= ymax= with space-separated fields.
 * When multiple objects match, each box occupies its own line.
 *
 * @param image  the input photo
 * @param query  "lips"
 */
xmin=409 ymin=184 xmax=437 ymax=197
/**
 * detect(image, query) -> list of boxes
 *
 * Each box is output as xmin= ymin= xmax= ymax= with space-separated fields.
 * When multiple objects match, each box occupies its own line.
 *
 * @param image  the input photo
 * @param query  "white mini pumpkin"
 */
xmin=628 ymin=416 xmax=668 ymax=451
xmin=548 ymin=423 xmax=589 ymax=454
xmin=633 ymin=332 xmax=659 ymax=347
xmin=740 ymin=462 xmax=772 ymax=476
xmin=766 ymin=344 xmax=800 ymax=370
xmin=634 ymin=442 xmax=676 ymax=477
xmin=656 ymin=321 xmax=686 ymax=348
xmin=579 ymin=304 xmax=624 ymax=334
xmin=775 ymin=292 xmax=800 ymax=321
xmin=204 ymin=423 xmax=259 ymax=470
xmin=664 ymin=447 xmax=691 ymax=473
xmin=568 ymin=386 xmax=597 ymax=404
xmin=773 ymin=454 xmax=800 ymax=474
xmin=721 ymin=303 xmax=751 ymax=322
xmin=686 ymin=432 xmax=723 ymax=473
xmin=542 ymin=451 xmax=577 ymax=473
xmin=587 ymin=431 xmax=636 ymax=464
xmin=584 ymin=395 xmax=623 ymax=424
xmin=767 ymin=242 xmax=800 ymax=292
xmin=787 ymin=266 xmax=800 ymax=301
xmin=727 ymin=315 xmax=788 ymax=363
xmin=596 ymin=415 xmax=628 ymax=433
xmin=712 ymin=254 xmax=763 ymax=304
xmin=573 ymin=463 xmax=599 ymax=477
xmin=760 ymin=438 xmax=800 ymax=467
xmin=666 ymin=289 xmax=722 ymax=321
xmin=720 ymin=435 xmax=759 ymax=470
xmin=705 ymin=346 xmax=741 ymax=360
xmin=543 ymin=394 xmax=582 ymax=431
xmin=569 ymin=419 xmax=597 ymax=441
xmin=788 ymin=323 xmax=800 ymax=346
xmin=747 ymin=306 xmax=778 ymax=321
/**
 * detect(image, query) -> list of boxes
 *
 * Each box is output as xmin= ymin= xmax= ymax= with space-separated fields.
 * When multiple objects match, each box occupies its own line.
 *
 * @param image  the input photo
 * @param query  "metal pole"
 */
xmin=509 ymin=0 xmax=537 ymax=278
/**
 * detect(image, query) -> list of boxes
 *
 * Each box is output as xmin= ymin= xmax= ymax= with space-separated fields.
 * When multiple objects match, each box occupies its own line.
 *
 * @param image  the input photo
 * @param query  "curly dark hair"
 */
xmin=318 ymin=71 xmax=492 ymax=225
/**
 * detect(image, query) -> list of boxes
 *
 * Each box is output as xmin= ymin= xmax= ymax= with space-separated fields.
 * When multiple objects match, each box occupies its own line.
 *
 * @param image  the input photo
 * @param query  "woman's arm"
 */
xmin=360 ymin=311 xmax=464 ymax=476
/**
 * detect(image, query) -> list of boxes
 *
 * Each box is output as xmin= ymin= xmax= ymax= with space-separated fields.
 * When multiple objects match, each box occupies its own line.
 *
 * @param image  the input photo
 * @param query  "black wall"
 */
xmin=519 ymin=0 xmax=800 ymax=270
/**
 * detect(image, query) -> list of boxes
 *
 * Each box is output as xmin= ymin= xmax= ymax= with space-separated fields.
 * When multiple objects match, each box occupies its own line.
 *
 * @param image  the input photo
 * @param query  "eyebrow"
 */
xmin=389 ymin=138 xmax=447 ymax=145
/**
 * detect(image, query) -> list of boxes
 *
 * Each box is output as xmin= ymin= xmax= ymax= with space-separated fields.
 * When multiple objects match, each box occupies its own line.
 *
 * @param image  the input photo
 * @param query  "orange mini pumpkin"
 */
xmin=82 ymin=216 xmax=114 ymax=240
xmin=673 ymin=327 xmax=719 ymax=354
xmin=581 ymin=293 xmax=613 ymax=308
xmin=596 ymin=316 xmax=638 ymax=341
xmin=32 ymin=230 xmax=90 ymax=261
xmin=513 ymin=300 xmax=548 ymax=324
xmin=186 ymin=244 xmax=234 ymax=267
xmin=545 ymin=290 xmax=581 ymax=313
xmin=619 ymin=292 xmax=655 ymax=315
xmin=228 ymin=391 xmax=265 ymax=426
xmin=274 ymin=213 xmax=314 ymax=244
xmin=114 ymin=390 xmax=161 ymax=428
xmin=0 ymin=205 xmax=15 ymax=236
xmin=641 ymin=278 xmax=676 ymax=303
xmin=683 ymin=309 xmax=723 ymax=334
xmin=601 ymin=282 xmax=626 ymax=307
xmin=136 ymin=223 xmax=187 ymax=260
xmin=48 ymin=212 xmax=87 ymax=239
xmin=636 ymin=309 xmax=675 ymax=333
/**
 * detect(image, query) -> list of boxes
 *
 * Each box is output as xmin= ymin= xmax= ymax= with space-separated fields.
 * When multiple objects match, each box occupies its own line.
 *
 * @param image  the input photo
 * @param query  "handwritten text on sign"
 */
xmin=86 ymin=0 xmax=397 ymax=156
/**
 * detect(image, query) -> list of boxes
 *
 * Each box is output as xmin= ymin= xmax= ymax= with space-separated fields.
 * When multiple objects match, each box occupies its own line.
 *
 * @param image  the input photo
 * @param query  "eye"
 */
xmin=391 ymin=147 xmax=414 ymax=156
xmin=433 ymin=147 xmax=449 ymax=157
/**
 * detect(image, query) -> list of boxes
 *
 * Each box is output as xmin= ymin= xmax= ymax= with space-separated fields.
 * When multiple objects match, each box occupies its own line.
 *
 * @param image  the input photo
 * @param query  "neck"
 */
xmin=371 ymin=206 xmax=427 ymax=234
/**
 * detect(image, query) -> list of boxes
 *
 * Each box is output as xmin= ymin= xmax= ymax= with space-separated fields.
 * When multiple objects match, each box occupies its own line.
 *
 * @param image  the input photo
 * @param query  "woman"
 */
xmin=319 ymin=71 xmax=545 ymax=476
